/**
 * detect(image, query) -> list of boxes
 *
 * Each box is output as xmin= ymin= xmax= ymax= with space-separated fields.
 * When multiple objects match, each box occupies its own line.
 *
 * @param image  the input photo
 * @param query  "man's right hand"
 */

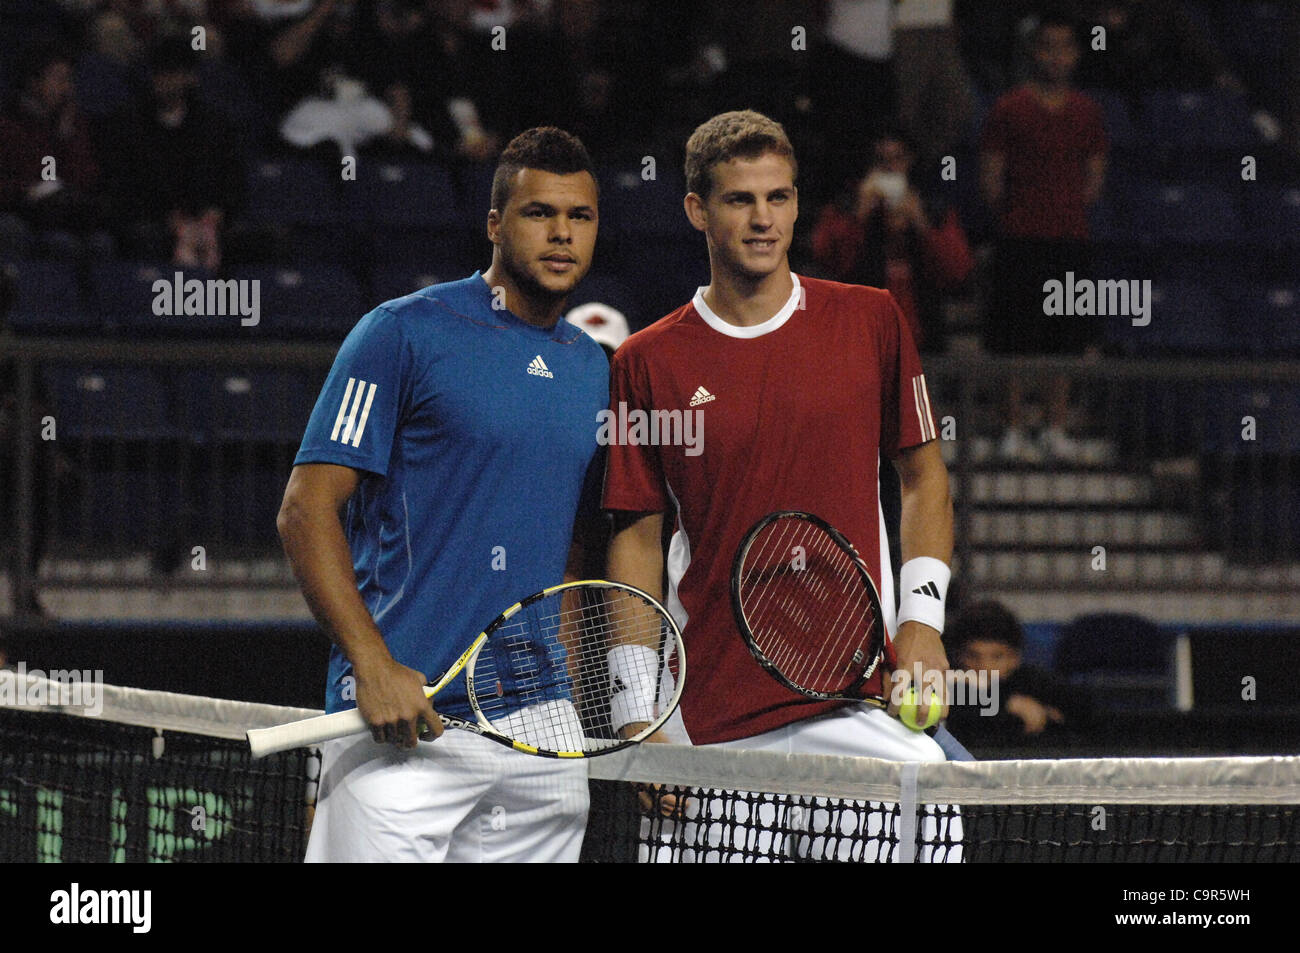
xmin=622 ymin=724 xmax=681 ymax=817
xmin=353 ymin=655 xmax=443 ymax=749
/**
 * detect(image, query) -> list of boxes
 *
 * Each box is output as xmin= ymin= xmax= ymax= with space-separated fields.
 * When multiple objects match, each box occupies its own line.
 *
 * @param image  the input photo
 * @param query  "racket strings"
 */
xmin=469 ymin=586 xmax=675 ymax=753
xmin=739 ymin=518 xmax=881 ymax=694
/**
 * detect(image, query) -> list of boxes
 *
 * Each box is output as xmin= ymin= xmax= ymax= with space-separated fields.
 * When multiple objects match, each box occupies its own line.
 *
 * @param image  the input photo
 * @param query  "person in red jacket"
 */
xmin=0 ymin=42 xmax=110 ymax=260
xmin=811 ymin=129 xmax=973 ymax=353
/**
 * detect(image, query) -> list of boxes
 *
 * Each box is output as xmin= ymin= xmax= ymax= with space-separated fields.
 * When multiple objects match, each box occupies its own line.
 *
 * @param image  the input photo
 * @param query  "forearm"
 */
xmin=277 ymin=499 xmax=391 ymax=676
xmin=606 ymin=512 xmax=664 ymax=602
xmin=898 ymin=455 xmax=953 ymax=565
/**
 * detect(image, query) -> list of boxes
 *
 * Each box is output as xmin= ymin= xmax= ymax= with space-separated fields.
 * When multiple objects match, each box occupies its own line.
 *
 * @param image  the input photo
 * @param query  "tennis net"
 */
xmin=4 ymin=674 xmax=1299 ymax=863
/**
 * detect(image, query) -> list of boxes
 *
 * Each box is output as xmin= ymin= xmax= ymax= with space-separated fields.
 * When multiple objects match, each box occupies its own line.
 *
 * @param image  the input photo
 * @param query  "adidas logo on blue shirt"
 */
xmin=527 ymin=355 xmax=554 ymax=379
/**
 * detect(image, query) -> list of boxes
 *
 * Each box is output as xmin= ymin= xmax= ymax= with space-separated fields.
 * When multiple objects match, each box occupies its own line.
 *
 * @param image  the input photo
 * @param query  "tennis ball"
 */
xmin=898 ymin=687 xmax=941 ymax=731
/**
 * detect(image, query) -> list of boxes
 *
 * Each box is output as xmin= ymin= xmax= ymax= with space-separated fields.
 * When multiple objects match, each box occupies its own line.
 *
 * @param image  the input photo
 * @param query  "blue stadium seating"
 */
xmin=180 ymin=369 xmax=325 ymax=443
xmin=1245 ymin=186 xmax=1300 ymax=247
xmin=244 ymin=157 xmax=341 ymax=226
xmin=1055 ymin=613 xmax=1175 ymax=713
xmin=44 ymin=366 xmax=179 ymax=440
xmin=1136 ymin=89 xmax=1258 ymax=152
xmin=1222 ymin=283 xmax=1300 ymax=356
xmin=1124 ymin=181 xmax=1242 ymax=246
xmin=229 ymin=264 xmax=364 ymax=338
xmin=2 ymin=258 xmax=89 ymax=333
xmin=1200 ymin=383 xmax=1300 ymax=454
xmin=90 ymin=262 xmax=234 ymax=335
xmin=1106 ymin=280 xmax=1225 ymax=354
xmin=343 ymin=159 xmax=459 ymax=229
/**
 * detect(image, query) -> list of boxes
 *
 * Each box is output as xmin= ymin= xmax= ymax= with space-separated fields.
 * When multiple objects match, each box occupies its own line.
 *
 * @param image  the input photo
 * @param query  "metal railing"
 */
xmin=3 ymin=339 xmax=1299 ymax=618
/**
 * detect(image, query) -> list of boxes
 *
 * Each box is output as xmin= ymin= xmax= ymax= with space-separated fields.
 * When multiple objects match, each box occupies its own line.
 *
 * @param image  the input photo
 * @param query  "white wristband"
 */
xmin=897 ymin=557 xmax=951 ymax=634
xmin=606 ymin=644 xmax=660 ymax=732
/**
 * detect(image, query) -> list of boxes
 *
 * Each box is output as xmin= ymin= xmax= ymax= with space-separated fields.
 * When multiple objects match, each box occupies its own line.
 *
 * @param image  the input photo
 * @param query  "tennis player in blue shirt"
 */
xmin=278 ymin=127 xmax=609 ymax=862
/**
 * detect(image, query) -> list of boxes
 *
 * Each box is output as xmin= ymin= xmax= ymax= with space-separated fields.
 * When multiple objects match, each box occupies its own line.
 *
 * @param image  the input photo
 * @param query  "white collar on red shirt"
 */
xmin=692 ymin=272 xmax=802 ymax=339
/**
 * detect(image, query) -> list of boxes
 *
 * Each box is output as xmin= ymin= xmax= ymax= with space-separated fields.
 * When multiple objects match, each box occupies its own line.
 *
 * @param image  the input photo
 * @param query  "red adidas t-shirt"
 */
xmin=602 ymin=274 xmax=937 ymax=744
xmin=980 ymin=85 xmax=1108 ymax=241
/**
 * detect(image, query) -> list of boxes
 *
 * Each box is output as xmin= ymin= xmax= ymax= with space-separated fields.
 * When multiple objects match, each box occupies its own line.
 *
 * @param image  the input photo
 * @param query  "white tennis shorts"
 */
xmin=305 ymin=699 xmax=589 ymax=863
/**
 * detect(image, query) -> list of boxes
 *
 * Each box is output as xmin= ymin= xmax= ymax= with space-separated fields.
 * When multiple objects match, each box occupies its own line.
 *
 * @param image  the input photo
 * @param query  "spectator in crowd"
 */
xmin=944 ymin=600 xmax=1091 ymax=747
xmin=813 ymin=0 xmax=899 ymax=200
xmin=273 ymin=0 xmax=393 ymax=159
xmin=893 ymin=0 xmax=976 ymax=176
xmin=811 ymin=129 xmax=973 ymax=352
xmin=1076 ymin=0 xmax=1243 ymax=96
xmin=0 ymin=41 xmax=112 ymax=261
xmin=100 ymin=34 xmax=245 ymax=270
xmin=979 ymin=13 xmax=1107 ymax=463
xmin=74 ymin=11 xmax=145 ymax=122
xmin=566 ymin=301 xmax=630 ymax=361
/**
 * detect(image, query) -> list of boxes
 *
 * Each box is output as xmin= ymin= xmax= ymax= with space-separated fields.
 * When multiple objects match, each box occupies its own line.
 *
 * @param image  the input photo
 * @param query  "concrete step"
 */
xmin=953 ymin=470 xmax=1157 ymax=507
xmin=941 ymin=435 xmax=1120 ymax=468
xmin=963 ymin=549 xmax=1300 ymax=589
xmin=968 ymin=509 xmax=1199 ymax=547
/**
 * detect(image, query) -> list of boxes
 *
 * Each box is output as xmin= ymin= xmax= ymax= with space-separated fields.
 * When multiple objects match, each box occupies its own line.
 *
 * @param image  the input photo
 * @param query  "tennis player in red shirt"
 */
xmin=603 ymin=109 xmax=956 ymax=775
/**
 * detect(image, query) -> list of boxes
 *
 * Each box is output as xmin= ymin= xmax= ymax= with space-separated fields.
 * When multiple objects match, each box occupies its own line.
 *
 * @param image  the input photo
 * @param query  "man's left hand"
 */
xmin=886 ymin=620 xmax=950 ymax=723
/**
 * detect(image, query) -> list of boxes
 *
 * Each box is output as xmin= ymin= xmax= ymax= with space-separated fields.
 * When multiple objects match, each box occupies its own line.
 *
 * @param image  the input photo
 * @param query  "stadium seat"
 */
xmin=1136 ymin=90 xmax=1258 ymax=152
xmin=44 ymin=366 xmax=179 ymax=440
xmin=244 ymin=157 xmax=341 ymax=227
xmin=2 ymin=258 xmax=90 ymax=333
xmin=180 ymin=368 xmax=325 ymax=444
xmin=90 ymin=262 xmax=234 ymax=336
xmin=1200 ymin=382 xmax=1300 ymax=455
xmin=229 ymin=264 xmax=365 ymax=338
xmin=1106 ymin=280 xmax=1225 ymax=354
xmin=1124 ymin=181 xmax=1242 ymax=246
xmin=343 ymin=159 xmax=459 ymax=229
xmin=1221 ymin=283 xmax=1300 ymax=356
xmin=1055 ymin=613 xmax=1175 ymax=713
xmin=1244 ymin=186 xmax=1300 ymax=248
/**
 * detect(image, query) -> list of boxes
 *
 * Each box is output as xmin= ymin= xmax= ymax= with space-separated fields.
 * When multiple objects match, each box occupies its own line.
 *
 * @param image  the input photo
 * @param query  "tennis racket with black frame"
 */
xmin=732 ymin=511 xmax=971 ymax=761
xmin=247 ymin=580 xmax=685 ymax=760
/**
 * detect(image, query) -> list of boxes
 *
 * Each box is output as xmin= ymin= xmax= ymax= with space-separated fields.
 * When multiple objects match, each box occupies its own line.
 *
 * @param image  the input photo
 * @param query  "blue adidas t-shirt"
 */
xmin=294 ymin=272 xmax=609 ymax=716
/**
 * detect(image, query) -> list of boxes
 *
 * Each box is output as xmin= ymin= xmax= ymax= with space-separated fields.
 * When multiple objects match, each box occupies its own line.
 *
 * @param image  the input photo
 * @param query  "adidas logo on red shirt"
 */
xmin=689 ymin=386 xmax=715 ymax=407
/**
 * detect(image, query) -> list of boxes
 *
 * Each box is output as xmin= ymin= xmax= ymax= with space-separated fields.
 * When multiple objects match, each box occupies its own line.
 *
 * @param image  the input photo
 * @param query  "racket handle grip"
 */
xmin=246 ymin=686 xmax=439 ymax=758
xmin=247 ymin=707 xmax=368 ymax=758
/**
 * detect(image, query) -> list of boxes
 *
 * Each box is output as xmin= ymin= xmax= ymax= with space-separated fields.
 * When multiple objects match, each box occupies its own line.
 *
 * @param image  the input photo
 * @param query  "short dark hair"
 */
xmin=685 ymin=109 xmax=797 ymax=200
xmin=490 ymin=127 xmax=597 ymax=212
xmin=947 ymin=600 xmax=1025 ymax=654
